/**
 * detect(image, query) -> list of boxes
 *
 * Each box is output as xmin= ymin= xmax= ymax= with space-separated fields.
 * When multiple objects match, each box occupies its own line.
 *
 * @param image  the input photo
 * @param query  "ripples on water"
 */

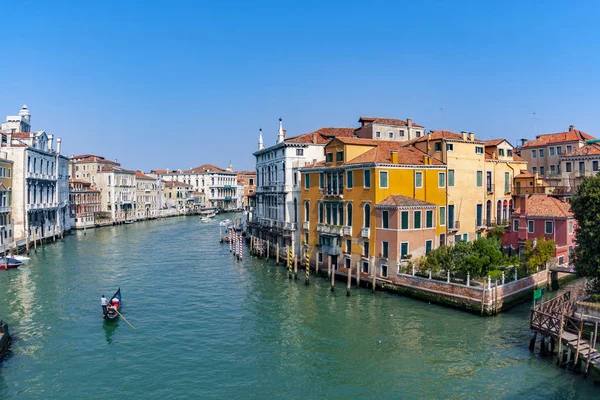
xmin=0 ymin=216 xmax=597 ymax=399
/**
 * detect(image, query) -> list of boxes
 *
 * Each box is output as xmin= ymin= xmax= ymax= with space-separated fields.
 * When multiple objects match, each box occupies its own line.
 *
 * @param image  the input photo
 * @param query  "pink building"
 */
xmin=502 ymin=194 xmax=577 ymax=265
xmin=375 ymin=195 xmax=438 ymax=277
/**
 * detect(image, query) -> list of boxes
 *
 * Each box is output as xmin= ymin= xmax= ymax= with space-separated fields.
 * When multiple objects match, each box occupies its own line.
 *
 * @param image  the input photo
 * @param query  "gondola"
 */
xmin=104 ymin=288 xmax=122 ymax=320
xmin=0 ymin=257 xmax=23 ymax=270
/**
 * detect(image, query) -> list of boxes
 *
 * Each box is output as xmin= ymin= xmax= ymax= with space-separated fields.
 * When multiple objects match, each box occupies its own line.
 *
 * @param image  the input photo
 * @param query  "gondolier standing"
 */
xmin=101 ymin=295 xmax=108 ymax=317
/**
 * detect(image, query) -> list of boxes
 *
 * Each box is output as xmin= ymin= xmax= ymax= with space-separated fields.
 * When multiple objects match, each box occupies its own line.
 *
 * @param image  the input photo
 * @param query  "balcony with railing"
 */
xmin=317 ymin=223 xmax=343 ymax=235
xmin=486 ymin=184 xmax=494 ymax=194
xmin=0 ymin=206 xmax=11 ymax=214
xmin=302 ymin=221 xmax=309 ymax=230
xmin=321 ymin=186 xmax=344 ymax=198
xmin=503 ymin=184 xmax=513 ymax=194
xmin=476 ymin=219 xmax=486 ymax=230
xmin=343 ymin=226 xmax=351 ymax=236
xmin=448 ymin=220 xmax=460 ymax=231
xmin=361 ymin=227 xmax=370 ymax=238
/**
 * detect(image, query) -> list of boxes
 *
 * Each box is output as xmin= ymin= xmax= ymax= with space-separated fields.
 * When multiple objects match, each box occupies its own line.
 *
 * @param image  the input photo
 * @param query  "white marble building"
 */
xmin=251 ymin=119 xmax=354 ymax=254
xmin=160 ymin=164 xmax=240 ymax=210
xmin=1 ymin=106 xmax=71 ymax=243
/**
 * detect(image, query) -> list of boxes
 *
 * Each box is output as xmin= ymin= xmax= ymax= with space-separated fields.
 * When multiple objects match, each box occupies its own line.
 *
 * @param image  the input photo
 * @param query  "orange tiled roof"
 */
xmin=69 ymin=179 xmax=91 ymax=185
xmin=376 ymin=194 xmax=437 ymax=208
xmin=519 ymin=129 xmax=595 ymax=149
xmin=415 ymin=130 xmax=485 ymax=143
xmin=513 ymin=154 xmax=526 ymax=162
xmin=99 ymin=165 xmax=135 ymax=173
xmin=163 ymin=181 xmax=193 ymax=187
xmin=562 ymin=143 xmax=600 ymax=157
xmin=187 ymin=164 xmax=228 ymax=174
xmin=71 ymin=155 xmax=120 ymax=165
xmin=346 ymin=141 xmax=444 ymax=165
xmin=150 ymin=169 xmax=170 ymax=175
xmin=485 ymin=138 xmax=510 ymax=146
xmin=331 ymin=137 xmax=380 ymax=146
xmin=515 ymin=194 xmax=573 ymax=218
xmin=284 ymin=127 xmax=355 ymax=145
xmin=358 ymin=116 xmax=424 ymax=128
xmin=515 ymin=169 xmax=534 ymax=178
xmin=135 ymin=171 xmax=154 ymax=180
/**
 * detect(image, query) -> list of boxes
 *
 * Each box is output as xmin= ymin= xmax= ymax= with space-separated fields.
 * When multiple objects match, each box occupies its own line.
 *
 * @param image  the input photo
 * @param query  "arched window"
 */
xmin=364 ymin=203 xmax=371 ymax=228
xmin=304 ymin=201 xmax=310 ymax=222
xmin=319 ymin=202 xmax=324 ymax=223
xmin=293 ymin=198 xmax=298 ymax=223
xmin=496 ymin=200 xmax=502 ymax=224
xmin=347 ymin=203 xmax=353 ymax=226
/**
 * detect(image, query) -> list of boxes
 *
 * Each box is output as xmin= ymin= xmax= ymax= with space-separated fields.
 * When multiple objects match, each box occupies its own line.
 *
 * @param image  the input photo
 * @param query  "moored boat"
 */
xmin=0 ymin=320 xmax=9 ymax=352
xmin=0 ymin=258 xmax=23 ymax=270
xmin=13 ymin=255 xmax=30 ymax=263
xmin=104 ymin=288 xmax=122 ymax=320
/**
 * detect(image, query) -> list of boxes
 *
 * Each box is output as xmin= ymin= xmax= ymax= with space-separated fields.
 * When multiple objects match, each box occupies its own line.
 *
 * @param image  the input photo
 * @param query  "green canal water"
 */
xmin=0 ymin=216 xmax=597 ymax=399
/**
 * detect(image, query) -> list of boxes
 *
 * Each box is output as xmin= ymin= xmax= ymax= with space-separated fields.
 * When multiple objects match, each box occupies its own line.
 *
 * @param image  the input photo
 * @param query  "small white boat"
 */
xmin=12 ymin=255 xmax=30 ymax=263
xmin=219 ymin=219 xmax=232 ymax=227
xmin=200 ymin=217 xmax=211 ymax=223
xmin=124 ymin=220 xmax=134 ymax=224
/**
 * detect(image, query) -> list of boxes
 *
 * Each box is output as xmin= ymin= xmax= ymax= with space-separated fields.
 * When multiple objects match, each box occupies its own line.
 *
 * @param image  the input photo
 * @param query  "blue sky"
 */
xmin=1 ymin=1 xmax=599 ymax=171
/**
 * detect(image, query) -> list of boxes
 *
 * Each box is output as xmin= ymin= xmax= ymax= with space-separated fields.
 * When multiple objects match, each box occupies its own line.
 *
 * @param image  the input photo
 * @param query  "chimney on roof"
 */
xmin=56 ymin=138 xmax=62 ymax=155
xmin=407 ymin=118 xmax=413 ymax=127
xmin=461 ymin=131 xmax=467 ymax=140
xmin=569 ymin=125 xmax=575 ymax=131
xmin=390 ymin=150 xmax=398 ymax=164
xmin=258 ymin=128 xmax=264 ymax=151
xmin=312 ymin=131 xmax=317 ymax=144
xmin=468 ymin=132 xmax=475 ymax=141
xmin=520 ymin=138 xmax=528 ymax=146
xmin=47 ymin=134 xmax=54 ymax=152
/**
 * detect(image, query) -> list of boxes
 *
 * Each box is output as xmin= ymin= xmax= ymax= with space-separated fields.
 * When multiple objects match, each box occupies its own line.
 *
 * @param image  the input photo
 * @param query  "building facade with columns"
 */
xmin=135 ymin=171 xmax=161 ymax=219
xmin=251 ymin=119 xmax=354 ymax=254
xmin=160 ymin=164 xmax=239 ymax=210
xmin=1 ymin=106 xmax=71 ymax=242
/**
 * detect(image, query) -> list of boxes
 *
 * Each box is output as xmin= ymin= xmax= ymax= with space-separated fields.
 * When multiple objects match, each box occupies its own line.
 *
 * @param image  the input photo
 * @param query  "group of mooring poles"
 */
xmin=229 ymin=227 xmax=243 ymax=261
xmin=244 ymin=236 xmax=380 ymax=297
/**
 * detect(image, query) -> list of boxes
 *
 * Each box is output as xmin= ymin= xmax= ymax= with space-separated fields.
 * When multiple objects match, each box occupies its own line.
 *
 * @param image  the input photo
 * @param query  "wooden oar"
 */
xmin=113 ymin=308 xmax=136 ymax=329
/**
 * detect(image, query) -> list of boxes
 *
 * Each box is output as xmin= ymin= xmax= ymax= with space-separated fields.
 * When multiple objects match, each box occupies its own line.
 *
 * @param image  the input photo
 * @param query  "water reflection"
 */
xmin=103 ymin=320 xmax=119 ymax=344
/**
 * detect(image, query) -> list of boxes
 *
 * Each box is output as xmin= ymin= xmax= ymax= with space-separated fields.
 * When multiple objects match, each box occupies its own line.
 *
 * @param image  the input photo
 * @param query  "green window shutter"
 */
xmin=438 ymin=173 xmax=445 ymax=188
xmin=440 ymin=207 xmax=446 ymax=226
xmin=477 ymin=171 xmax=483 ymax=187
xmin=347 ymin=171 xmax=353 ymax=188
xmin=448 ymin=170 xmax=455 ymax=187
xmin=364 ymin=170 xmax=371 ymax=187
xmin=401 ymin=243 xmax=408 ymax=259
xmin=505 ymin=172 xmax=510 ymax=192
xmin=401 ymin=211 xmax=409 ymax=230
xmin=305 ymin=174 xmax=310 ymax=189
xmin=319 ymin=173 xmax=324 ymax=189
xmin=382 ymin=210 xmax=389 ymax=228
xmin=380 ymin=171 xmax=388 ymax=188
xmin=414 ymin=211 xmax=421 ymax=229
xmin=415 ymin=172 xmax=422 ymax=188
xmin=426 ymin=210 xmax=433 ymax=228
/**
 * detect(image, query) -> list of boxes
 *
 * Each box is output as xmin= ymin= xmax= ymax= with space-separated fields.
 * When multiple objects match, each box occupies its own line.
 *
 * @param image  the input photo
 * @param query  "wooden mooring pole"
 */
xmin=276 ymin=243 xmax=280 ymax=265
xmin=293 ymin=255 xmax=298 ymax=280
xmin=330 ymin=260 xmax=335 ymax=291
xmin=346 ymin=262 xmax=351 ymax=296
xmin=304 ymin=247 xmax=310 ymax=285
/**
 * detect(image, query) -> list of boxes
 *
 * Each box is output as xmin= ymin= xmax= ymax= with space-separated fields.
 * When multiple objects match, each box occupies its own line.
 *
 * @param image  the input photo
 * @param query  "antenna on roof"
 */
xmin=530 ymin=112 xmax=539 ymax=136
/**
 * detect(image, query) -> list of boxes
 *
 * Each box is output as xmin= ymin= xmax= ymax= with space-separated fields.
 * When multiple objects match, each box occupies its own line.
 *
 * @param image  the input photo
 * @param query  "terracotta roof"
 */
xmin=12 ymin=132 xmax=32 ymax=139
xmin=331 ymin=137 xmax=380 ymax=146
xmin=163 ymin=181 xmax=192 ymax=188
xmin=513 ymin=154 xmax=526 ymax=162
xmin=346 ymin=142 xmax=444 ymax=165
xmin=519 ymin=129 xmax=595 ymax=149
xmin=186 ymin=164 xmax=229 ymax=174
xmin=191 ymin=191 xmax=204 ymax=195
xmin=99 ymin=165 xmax=135 ymax=173
xmin=415 ymin=130 xmax=485 ymax=143
xmin=71 ymin=155 xmax=119 ymax=165
xmin=150 ymin=169 xmax=170 ymax=175
xmin=69 ymin=179 xmax=91 ymax=185
xmin=358 ymin=116 xmax=424 ymax=128
xmin=313 ymin=127 xmax=355 ymax=138
xmin=485 ymin=139 xmax=510 ymax=146
xmin=302 ymin=160 xmax=326 ymax=168
xmin=515 ymin=194 xmax=573 ymax=218
xmin=284 ymin=127 xmax=355 ymax=145
xmin=376 ymin=194 xmax=437 ymax=208
xmin=562 ymin=143 xmax=600 ymax=157
xmin=135 ymin=171 xmax=154 ymax=180
xmin=515 ymin=169 xmax=534 ymax=178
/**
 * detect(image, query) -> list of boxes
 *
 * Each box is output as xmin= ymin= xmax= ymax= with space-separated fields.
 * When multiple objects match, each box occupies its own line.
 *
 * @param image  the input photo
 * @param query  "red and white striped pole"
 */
xmin=239 ymin=234 xmax=243 ymax=260
xmin=229 ymin=228 xmax=233 ymax=252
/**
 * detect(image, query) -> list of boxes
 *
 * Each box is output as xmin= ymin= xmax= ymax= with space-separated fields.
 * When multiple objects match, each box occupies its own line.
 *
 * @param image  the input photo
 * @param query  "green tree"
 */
xmin=571 ymin=174 xmax=600 ymax=293
xmin=523 ymin=237 xmax=555 ymax=275
xmin=423 ymin=245 xmax=453 ymax=275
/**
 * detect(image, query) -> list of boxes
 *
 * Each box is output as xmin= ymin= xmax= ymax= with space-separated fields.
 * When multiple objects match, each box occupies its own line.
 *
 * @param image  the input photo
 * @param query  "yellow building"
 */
xmin=300 ymin=137 xmax=446 ymax=279
xmin=0 ymin=154 xmax=13 ymax=249
xmin=413 ymin=131 xmax=525 ymax=244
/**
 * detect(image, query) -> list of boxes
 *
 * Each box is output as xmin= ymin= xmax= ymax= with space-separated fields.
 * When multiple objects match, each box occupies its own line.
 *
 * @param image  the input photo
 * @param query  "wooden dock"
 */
xmin=530 ymin=291 xmax=599 ymax=376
